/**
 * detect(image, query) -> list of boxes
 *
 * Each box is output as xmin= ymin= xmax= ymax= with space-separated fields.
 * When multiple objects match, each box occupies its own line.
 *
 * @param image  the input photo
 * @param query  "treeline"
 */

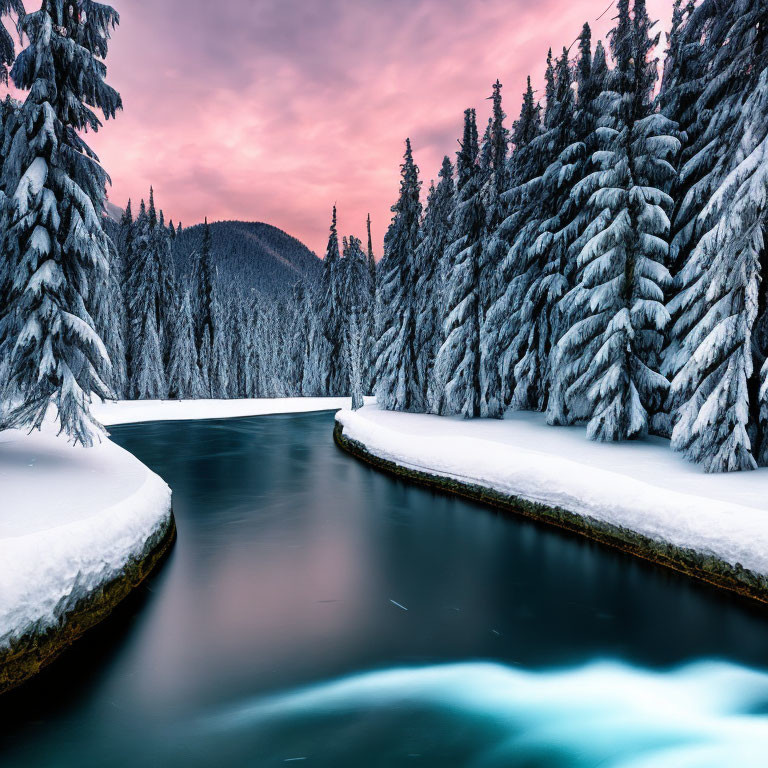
xmin=98 ymin=194 xmax=375 ymax=403
xmin=371 ymin=0 xmax=768 ymax=473
xmin=1 ymin=0 xmax=766 ymax=478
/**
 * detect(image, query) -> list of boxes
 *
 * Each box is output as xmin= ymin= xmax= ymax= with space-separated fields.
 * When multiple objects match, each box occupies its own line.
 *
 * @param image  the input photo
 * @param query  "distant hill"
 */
xmin=173 ymin=220 xmax=322 ymax=300
xmin=104 ymin=200 xmax=124 ymax=223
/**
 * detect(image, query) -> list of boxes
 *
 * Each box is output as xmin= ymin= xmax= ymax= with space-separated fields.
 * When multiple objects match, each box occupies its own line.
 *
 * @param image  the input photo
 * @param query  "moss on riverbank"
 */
xmin=334 ymin=420 xmax=768 ymax=607
xmin=0 ymin=511 xmax=177 ymax=697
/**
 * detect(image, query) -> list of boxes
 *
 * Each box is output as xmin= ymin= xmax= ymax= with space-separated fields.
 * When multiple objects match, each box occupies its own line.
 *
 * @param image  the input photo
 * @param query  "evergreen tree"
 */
xmin=552 ymin=0 xmax=678 ymax=441
xmin=300 ymin=286 xmax=330 ymax=396
xmin=478 ymin=80 xmax=509 ymax=418
xmin=133 ymin=310 xmax=165 ymax=400
xmin=149 ymin=192 xmax=176 ymax=365
xmin=366 ymin=213 xmax=376 ymax=295
xmin=128 ymin=200 xmax=167 ymax=399
xmin=433 ymin=109 xmax=485 ymax=418
xmin=664 ymin=0 xmax=768 ymax=471
xmin=194 ymin=217 xmax=215 ymax=356
xmin=93 ymin=238 xmax=127 ymax=398
xmin=415 ymin=156 xmax=454 ymax=412
xmin=373 ymin=138 xmax=422 ymax=411
xmin=0 ymin=0 xmax=23 ymax=85
xmin=342 ymin=236 xmax=370 ymax=410
xmin=486 ymin=82 xmax=542 ymax=408
xmin=0 ymin=1 xmax=122 ymax=444
xmin=365 ymin=212 xmax=377 ymax=388
xmin=320 ymin=205 xmax=346 ymax=395
xmin=167 ymin=287 xmax=205 ymax=399
xmin=484 ymin=76 xmax=543 ymax=408
xmin=0 ymin=94 xmax=22 ymax=394
xmin=210 ymin=293 xmax=229 ymax=398
xmin=509 ymin=48 xmax=577 ymax=413
xmin=546 ymin=34 xmax=611 ymax=425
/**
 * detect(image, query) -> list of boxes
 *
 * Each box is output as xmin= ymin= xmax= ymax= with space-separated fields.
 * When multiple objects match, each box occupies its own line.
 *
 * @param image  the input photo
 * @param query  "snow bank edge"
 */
xmin=333 ymin=419 xmax=768 ymax=606
xmin=0 ymin=510 xmax=176 ymax=696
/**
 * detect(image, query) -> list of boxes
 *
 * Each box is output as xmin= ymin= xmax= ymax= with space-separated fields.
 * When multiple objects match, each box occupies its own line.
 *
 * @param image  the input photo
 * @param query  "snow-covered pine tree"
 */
xmin=132 ymin=309 xmax=165 ymax=400
xmin=210 ymin=292 xmax=229 ymax=398
xmin=127 ymin=198 xmax=167 ymax=399
xmin=664 ymin=0 xmax=768 ymax=471
xmin=483 ymin=76 xmax=543 ymax=409
xmin=300 ymin=285 xmax=330 ymax=396
xmin=547 ymin=30 xmax=612 ymax=425
xmin=117 ymin=198 xmax=133 ymax=276
xmin=284 ymin=283 xmax=307 ymax=395
xmin=0 ymin=0 xmax=23 ymax=85
xmin=0 ymin=94 xmax=21 ymax=394
xmin=154 ymin=203 xmax=177 ymax=366
xmin=342 ymin=235 xmax=370 ymax=410
xmin=659 ymin=0 xmax=704 ymax=286
xmin=414 ymin=156 xmax=454 ymax=413
xmin=258 ymin=299 xmax=287 ymax=398
xmin=320 ymin=205 xmax=346 ymax=395
xmin=0 ymin=1 xmax=122 ymax=444
xmin=167 ymin=286 xmax=205 ymax=399
xmin=226 ymin=295 xmax=248 ymax=398
xmin=198 ymin=327 xmax=212 ymax=397
xmin=478 ymin=80 xmax=509 ymax=418
xmin=508 ymin=48 xmax=577 ymax=413
xmin=486 ymin=62 xmax=554 ymax=413
xmin=366 ymin=213 xmax=376 ymax=300
xmin=93 ymin=236 xmax=127 ymax=398
xmin=364 ymin=213 xmax=377 ymax=389
xmin=193 ymin=217 xmax=215 ymax=361
xmin=552 ymin=0 xmax=679 ymax=442
xmin=373 ymin=138 xmax=422 ymax=411
xmin=433 ymin=109 xmax=485 ymax=418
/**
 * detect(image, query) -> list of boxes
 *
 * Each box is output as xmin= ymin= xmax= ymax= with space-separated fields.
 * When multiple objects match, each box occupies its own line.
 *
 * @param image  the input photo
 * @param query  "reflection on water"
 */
xmin=1 ymin=411 xmax=768 ymax=766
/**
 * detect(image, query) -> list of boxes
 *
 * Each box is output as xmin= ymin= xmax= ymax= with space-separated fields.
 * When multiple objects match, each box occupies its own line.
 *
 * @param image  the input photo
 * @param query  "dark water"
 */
xmin=2 ymin=411 xmax=768 ymax=767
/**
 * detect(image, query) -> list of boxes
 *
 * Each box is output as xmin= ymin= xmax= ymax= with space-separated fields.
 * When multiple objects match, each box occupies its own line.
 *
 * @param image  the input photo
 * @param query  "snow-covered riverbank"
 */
xmin=0 ymin=423 xmax=173 ymax=693
xmin=94 ymin=396 xmax=366 ymax=426
xmin=336 ymin=405 xmax=768 ymax=600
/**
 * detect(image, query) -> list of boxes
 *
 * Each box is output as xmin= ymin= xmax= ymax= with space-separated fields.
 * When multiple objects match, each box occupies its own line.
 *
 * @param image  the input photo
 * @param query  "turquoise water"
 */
xmin=1 ymin=411 xmax=767 ymax=766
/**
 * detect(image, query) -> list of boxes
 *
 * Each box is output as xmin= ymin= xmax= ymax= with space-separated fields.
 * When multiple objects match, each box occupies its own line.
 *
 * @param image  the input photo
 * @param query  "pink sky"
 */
xmin=10 ymin=0 xmax=671 ymax=256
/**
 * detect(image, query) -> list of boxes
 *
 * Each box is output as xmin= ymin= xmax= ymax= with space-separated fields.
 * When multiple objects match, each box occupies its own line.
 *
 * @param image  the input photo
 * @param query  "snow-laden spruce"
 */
xmin=373 ymin=138 xmax=423 ymax=412
xmin=552 ymin=0 xmax=679 ymax=442
xmin=544 ymin=30 xmax=610 ymax=426
xmin=477 ymin=80 xmax=509 ymax=419
xmin=0 ymin=1 xmax=122 ymax=446
xmin=482 ymin=76 xmax=543 ymax=410
xmin=505 ymin=50 xmax=577 ymax=414
xmin=0 ymin=0 xmax=23 ymax=85
xmin=433 ymin=109 xmax=485 ymax=418
xmin=167 ymin=287 xmax=205 ymax=399
xmin=127 ymin=199 xmax=167 ymax=400
xmin=663 ymin=0 xmax=768 ymax=472
xmin=414 ymin=156 xmax=454 ymax=413
xmin=341 ymin=235 xmax=371 ymax=411
xmin=320 ymin=206 xmax=347 ymax=397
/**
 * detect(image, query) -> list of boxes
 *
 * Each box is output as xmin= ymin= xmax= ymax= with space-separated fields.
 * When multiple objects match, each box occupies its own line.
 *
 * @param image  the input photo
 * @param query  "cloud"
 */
xmin=84 ymin=0 xmax=672 ymax=256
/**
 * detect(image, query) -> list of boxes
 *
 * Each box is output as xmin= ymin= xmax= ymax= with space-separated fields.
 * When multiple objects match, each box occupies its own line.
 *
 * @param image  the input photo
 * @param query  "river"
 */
xmin=2 ymin=410 xmax=768 ymax=766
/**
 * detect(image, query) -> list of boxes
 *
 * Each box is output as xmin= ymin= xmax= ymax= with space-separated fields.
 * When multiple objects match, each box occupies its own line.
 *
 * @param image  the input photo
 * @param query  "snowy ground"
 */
xmin=336 ymin=405 xmax=768 ymax=577
xmin=0 ymin=425 xmax=172 ymax=650
xmin=94 ymin=396 xmax=367 ymax=426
